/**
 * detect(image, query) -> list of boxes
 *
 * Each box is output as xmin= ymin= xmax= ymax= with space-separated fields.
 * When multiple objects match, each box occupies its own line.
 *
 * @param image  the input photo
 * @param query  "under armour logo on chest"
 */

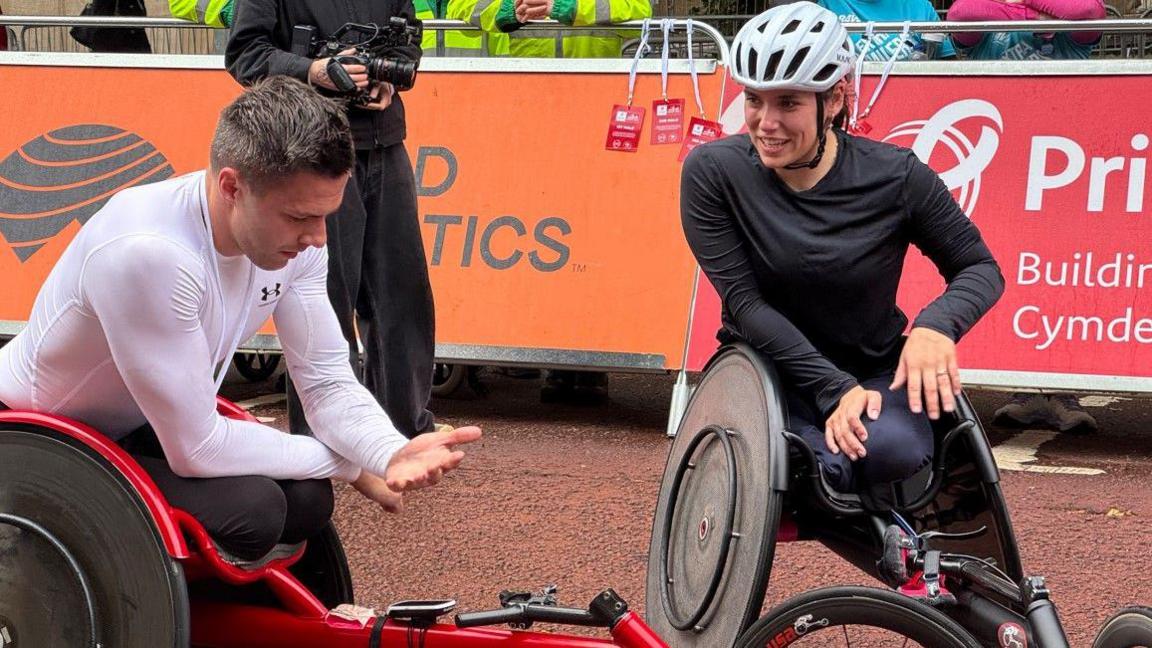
xmin=260 ymin=284 xmax=282 ymax=301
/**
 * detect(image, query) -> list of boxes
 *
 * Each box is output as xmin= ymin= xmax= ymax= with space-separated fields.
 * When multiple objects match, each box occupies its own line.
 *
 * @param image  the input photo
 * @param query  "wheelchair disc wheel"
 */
xmin=646 ymin=345 xmax=788 ymax=648
xmin=736 ymin=587 xmax=980 ymax=648
xmin=0 ymin=426 xmax=187 ymax=647
xmin=290 ymin=523 xmax=355 ymax=608
xmin=1094 ymin=606 xmax=1152 ymax=648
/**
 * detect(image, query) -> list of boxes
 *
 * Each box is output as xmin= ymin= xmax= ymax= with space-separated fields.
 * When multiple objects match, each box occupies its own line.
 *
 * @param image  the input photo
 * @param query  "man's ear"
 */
xmin=216 ymin=167 xmax=242 ymax=204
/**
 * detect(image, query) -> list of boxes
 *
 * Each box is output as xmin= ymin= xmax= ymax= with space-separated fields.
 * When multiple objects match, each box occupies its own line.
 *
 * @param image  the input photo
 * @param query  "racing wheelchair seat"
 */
xmin=0 ymin=397 xmax=354 ymax=648
xmin=645 ymin=343 xmax=1023 ymax=648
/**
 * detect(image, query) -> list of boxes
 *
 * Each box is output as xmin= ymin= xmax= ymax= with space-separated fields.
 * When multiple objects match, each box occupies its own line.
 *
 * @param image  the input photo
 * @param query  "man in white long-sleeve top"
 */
xmin=0 ymin=77 xmax=481 ymax=562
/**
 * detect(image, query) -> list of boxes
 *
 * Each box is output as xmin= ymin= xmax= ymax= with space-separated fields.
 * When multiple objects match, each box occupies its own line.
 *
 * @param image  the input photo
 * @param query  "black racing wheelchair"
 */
xmin=644 ymin=344 xmax=1152 ymax=648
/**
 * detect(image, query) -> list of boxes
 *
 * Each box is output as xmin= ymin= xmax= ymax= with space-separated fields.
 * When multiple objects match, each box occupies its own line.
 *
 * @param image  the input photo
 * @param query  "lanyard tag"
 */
xmin=605 ymin=104 xmax=646 ymax=152
xmin=651 ymin=98 xmax=685 ymax=145
xmin=678 ymin=116 xmax=723 ymax=162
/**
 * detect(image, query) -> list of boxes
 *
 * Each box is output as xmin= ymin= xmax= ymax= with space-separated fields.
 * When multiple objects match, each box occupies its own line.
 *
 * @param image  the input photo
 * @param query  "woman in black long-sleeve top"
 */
xmin=682 ymin=2 xmax=1004 ymax=494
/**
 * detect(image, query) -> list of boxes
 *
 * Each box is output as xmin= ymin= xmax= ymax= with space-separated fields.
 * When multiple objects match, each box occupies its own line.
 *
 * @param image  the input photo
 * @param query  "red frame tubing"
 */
xmin=191 ymin=603 xmax=666 ymax=648
xmin=215 ymin=395 xmax=260 ymax=422
xmin=608 ymin=612 xmax=667 ymax=648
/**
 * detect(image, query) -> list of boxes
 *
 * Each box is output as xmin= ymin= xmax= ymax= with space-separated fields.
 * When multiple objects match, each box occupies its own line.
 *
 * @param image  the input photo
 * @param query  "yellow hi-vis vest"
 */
xmin=488 ymin=0 xmax=650 ymax=58
xmin=169 ymin=0 xmax=233 ymax=28
xmin=419 ymin=0 xmax=510 ymax=56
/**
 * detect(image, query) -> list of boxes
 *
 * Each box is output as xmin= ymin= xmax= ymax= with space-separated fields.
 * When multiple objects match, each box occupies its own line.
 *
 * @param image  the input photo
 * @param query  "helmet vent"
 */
xmin=813 ymin=63 xmax=838 ymax=82
xmin=783 ymin=46 xmax=810 ymax=78
xmin=781 ymin=19 xmax=801 ymax=34
xmin=765 ymin=50 xmax=783 ymax=78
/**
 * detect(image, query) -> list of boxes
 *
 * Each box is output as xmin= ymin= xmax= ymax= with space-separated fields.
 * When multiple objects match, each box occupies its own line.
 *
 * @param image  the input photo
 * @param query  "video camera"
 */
xmin=291 ymin=18 xmax=422 ymax=104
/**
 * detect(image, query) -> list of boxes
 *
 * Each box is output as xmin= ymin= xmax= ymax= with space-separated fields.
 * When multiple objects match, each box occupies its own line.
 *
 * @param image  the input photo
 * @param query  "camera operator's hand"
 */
xmin=362 ymin=82 xmax=395 ymax=111
xmin=516 ymin=0 xmax=553 ymax=21
xmin=307 ymin=48 xmax=370 ymax=92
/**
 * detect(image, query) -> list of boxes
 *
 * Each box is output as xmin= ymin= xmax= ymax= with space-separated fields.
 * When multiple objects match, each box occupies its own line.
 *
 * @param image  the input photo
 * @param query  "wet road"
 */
xmin=223 ymin=368 xmax=1152 ymax=646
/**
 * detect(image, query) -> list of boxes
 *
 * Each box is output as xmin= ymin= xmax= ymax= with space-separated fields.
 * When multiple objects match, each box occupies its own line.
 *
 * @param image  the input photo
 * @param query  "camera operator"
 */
xmin=227 ymin=1 xmax=442 ymax=439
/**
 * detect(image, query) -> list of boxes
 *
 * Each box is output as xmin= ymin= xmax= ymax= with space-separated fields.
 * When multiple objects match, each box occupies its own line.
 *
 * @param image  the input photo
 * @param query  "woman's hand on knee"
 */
xmin=891 ymin=327 xmax=962 ymax=420
xmin=825 ymin=386 xmax=883 ymax=461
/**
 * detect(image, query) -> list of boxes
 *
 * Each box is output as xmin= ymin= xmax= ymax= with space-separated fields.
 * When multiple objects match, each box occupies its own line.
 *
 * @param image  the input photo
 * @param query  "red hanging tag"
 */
xmin=678 ymin=116 xmax=724 ymax=162
xmin=847 ymin=119 xmax=872 ymax=136
xmin=605 ymin=104 xmax=646 ymax=152
xmin=651 ymin=98 xmax=685 ymax=145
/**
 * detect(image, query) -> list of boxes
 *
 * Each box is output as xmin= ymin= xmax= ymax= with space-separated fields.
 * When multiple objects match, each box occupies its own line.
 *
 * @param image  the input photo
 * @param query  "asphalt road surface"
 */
xmin=223 ymin=365 xmax=1152 ymax=646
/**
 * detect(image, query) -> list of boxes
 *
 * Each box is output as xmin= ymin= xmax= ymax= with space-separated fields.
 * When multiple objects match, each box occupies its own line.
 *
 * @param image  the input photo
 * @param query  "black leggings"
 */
xmin=118 ymin=425 xmax=335 ymax=561
xmin=785 ymin=374 xmax=935 ymax=494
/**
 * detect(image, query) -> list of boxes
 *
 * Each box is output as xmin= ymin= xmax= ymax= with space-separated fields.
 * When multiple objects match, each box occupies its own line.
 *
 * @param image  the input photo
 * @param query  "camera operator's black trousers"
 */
xmin=288 ymin=143 xmax=436 ymax=438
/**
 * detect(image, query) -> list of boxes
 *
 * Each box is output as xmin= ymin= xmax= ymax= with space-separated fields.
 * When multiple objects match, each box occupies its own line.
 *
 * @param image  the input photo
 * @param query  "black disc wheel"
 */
xmin=646 ymin=344 xmax=788 ymax=648
xmin=0 ymin=426 xmax=188 ymax=647
xmin=1094 ymin=607 xmax=1152 ymax=648
xmin=736 ymin=587 xmax=980 ymax=648
xmin=289 ymin=523 xmax=355 ymax=608
xmin=233 ymin=352 xmax=282 ymax=382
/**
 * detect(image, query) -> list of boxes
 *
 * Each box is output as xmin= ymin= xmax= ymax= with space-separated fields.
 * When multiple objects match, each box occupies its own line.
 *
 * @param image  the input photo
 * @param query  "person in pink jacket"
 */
xmin=947 ymin=0 xmax=1105 ymax=59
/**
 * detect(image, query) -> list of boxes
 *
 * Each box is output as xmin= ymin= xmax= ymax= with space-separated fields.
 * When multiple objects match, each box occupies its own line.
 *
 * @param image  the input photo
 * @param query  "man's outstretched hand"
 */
xmin=385 ymin=426 xmax=483 ymax=492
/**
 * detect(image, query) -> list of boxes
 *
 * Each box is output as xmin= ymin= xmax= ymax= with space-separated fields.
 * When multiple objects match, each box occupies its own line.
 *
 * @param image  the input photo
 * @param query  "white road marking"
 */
xmin=992 ymin=430 xmax=1105 ymax=475
xmin=1078 ymin=395 xmax=1129 ymax=408
xmin=235 ymin=393 xmax=287 ymax=409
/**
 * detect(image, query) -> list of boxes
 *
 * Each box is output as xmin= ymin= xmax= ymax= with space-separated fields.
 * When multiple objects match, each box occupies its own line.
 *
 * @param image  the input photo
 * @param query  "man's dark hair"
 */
xmin=210 ymin=76 xmax=354 ymax=192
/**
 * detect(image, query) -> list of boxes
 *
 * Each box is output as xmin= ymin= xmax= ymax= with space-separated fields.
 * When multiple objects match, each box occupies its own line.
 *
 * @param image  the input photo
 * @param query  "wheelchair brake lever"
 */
xmin=919 ymin=526 xmax=988 ymax=543
xmin=922 ymin=550 xmax=958 ymax=607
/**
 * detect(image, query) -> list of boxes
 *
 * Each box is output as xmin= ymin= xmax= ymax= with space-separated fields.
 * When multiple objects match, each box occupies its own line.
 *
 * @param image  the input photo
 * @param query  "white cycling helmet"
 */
xmin=730 ymin=2 xmax=854 ymax=93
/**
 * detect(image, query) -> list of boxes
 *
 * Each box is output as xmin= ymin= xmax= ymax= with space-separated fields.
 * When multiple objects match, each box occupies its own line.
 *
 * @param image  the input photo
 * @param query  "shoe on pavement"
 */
xmin=992 ymin=392 xmax=1050 ymax=428
xmin=1047 ymin=394 xmax=1097 ymax=434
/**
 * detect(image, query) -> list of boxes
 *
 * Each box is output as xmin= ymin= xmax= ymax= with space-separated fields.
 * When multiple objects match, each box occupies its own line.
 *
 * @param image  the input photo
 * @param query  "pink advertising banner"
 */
xmin=686 ymin=74 xmax=1152 ymax=390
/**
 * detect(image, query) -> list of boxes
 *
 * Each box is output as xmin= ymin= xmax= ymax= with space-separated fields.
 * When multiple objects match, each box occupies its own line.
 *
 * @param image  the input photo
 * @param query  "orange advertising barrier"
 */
xmin=0 ymin=58 xmax=724 ymax=371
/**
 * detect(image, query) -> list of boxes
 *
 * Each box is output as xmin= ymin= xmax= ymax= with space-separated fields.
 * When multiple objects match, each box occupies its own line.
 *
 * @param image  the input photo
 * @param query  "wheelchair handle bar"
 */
xmin=455 ymin=604 xmax=606 ymax=628
xmin=910 ymin=553 xmax=1071 ymax=648
xmin=913 ymin=554 xmax=1021 ymax=601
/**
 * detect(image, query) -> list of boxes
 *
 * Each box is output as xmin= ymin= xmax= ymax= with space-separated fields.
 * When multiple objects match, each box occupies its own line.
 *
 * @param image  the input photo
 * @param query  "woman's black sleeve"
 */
xmin=904 ymin=155 xmax=1005 ymax=341
xmin=680 ymin=148 xmax=859 ymax=417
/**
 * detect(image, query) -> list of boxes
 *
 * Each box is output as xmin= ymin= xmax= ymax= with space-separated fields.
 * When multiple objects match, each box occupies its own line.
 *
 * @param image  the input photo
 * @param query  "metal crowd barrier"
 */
xmin=2 ymin=14 xmax=1151 ymax=58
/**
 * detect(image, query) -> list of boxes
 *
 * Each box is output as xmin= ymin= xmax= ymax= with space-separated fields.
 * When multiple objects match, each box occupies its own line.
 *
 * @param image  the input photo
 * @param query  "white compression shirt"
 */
xmin=0 ymin=171 xmax=408 ymax=482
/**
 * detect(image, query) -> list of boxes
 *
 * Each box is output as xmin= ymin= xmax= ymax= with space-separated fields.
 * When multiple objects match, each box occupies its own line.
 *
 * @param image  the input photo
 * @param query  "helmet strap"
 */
xmin=784 ymin=98 xmax=827 ymax=170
